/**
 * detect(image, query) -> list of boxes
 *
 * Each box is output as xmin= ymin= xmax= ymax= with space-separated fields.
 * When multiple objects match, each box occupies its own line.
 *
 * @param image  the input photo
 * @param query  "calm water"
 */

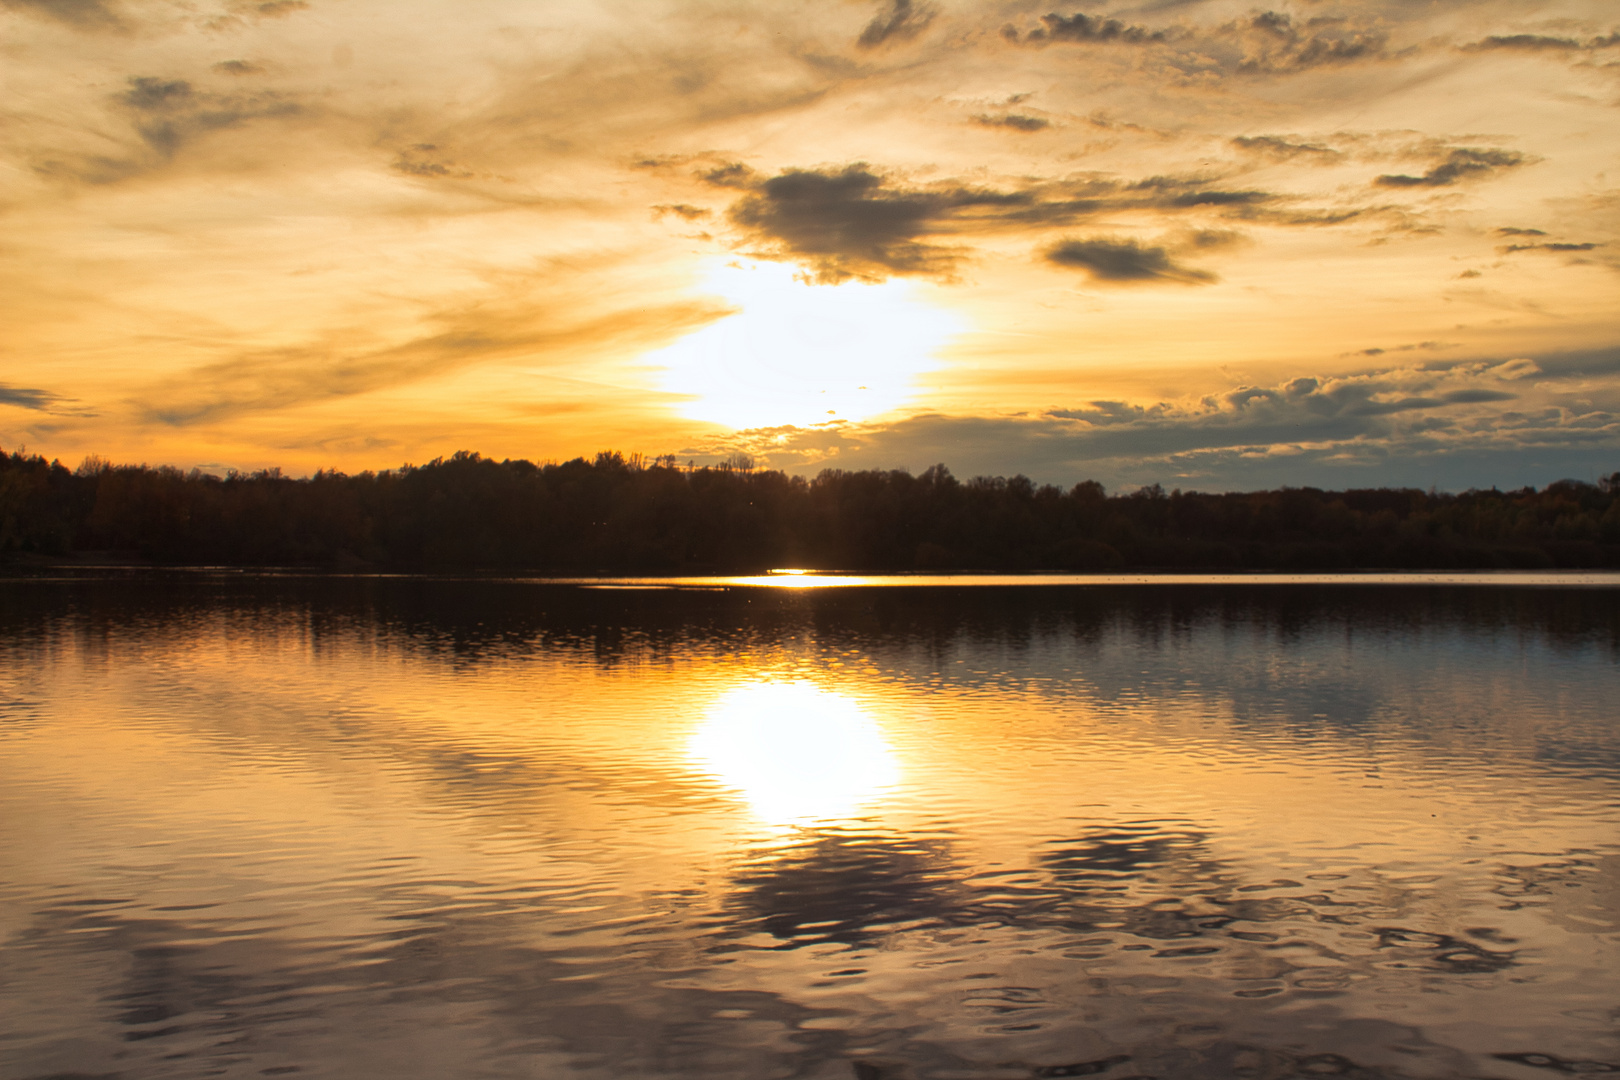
xmin=1 ymin=575 xmax=1617 ymax=1080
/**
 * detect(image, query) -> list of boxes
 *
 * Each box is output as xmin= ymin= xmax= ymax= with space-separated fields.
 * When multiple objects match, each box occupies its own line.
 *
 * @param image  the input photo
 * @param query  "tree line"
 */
xmin=3 ymin=446 xmax=1618 ymax=571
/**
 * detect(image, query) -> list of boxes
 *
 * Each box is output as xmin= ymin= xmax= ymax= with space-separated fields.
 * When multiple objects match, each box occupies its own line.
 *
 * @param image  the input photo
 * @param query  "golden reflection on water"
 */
xmin=688 ymin=680 xmax=900 ymax=827
xmin=727 ymin=573 xmax=876 ymax=589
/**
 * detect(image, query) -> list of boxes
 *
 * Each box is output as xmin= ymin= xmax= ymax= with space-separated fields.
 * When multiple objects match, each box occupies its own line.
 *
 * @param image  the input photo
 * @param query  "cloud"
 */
xmin=202 ymin=0 xmax=309 ymax=29
xmin=971 ymin=113 xmax=1050 ymax=132
xmin=0 ymin=0 xmax=120 ymax=27
xmin=28 ymin=75 xmax=305 ymax=183
xmin=252 ymin=0 xmax=306 ymax=16
xmin=29 ymin=75 xmax=307 ymax=184
xmin=1005 ymin=12 xmax=1172 ymax=46
xmin=213 ymin=60 xmax=265 ymax=76
xmin=117 ymin=76 xmax=300 ymax=164
xmin=138 ymin=288 xmax=728 ymax=427
xmin=857 ymin=0 xmax=934 ymax=50
xmin=723 ymin=165 xmax=971 ymax=282
xmin=699 ymin=161 xmax=757 ymax=189
xmin=1495 ymin=227 xmax=1547 ymax=237
xmin=1375 ymin=147 xmax=1527 ymax=188
xmin=1176 ymin=228 xmax=1248 ymax=251
xmin=653 ymin=204 xmax=711 ymax=220
xmin=1463 ymin=34 xmax=1583 ymax=53
xmin=391 ymin=143 xmax=475 ymax=180
xmin=1346 ymin=340 xmax=1450 ymax=358
xmin=0 ymin=384 xmax=62 ymax=410
xmin=1227 ymin=11 xmax=1390 ymax=73
xmin=709 ymin=162 xmax=1356 ymax=282
xmin=1044 ymin=236 xmax=1217 ymax=284
xmin=704 ymin=353 xmax=1619 ymax=490
xmin=1498 ymin=242 xmax=1603 ymax=254
xmin=999 ymin=8 xmax=1394 ymax=78
xmin=1487 ymin=359 xmax=1541 ymax=380
xmin=1230 ymin=135 xmax=1343 ymax=163
xmin=1460 ymin=33 xmax=1620 ymax=54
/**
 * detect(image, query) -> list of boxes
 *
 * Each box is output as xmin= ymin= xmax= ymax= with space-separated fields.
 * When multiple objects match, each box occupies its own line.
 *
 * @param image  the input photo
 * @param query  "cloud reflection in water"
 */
xmin=690 ymin=680 xmax=900 ymax=827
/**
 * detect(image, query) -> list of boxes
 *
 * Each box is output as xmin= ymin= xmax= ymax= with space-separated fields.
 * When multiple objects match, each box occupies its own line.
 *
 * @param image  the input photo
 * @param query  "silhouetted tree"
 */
xmin=2 ymin=446 xmax=1616 ymax=571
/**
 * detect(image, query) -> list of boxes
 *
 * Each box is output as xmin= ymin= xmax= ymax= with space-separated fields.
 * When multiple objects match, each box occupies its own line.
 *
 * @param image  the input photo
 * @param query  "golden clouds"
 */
xmin=0 ymin=0 xmax=1615 ymax=483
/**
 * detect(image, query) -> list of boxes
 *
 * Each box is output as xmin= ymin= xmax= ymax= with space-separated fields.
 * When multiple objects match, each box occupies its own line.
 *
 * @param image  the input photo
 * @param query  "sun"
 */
xmin=648 ymin=261 xmax=961 ymax=430
xmin=688 ymin=680 xmax=901 ymax=827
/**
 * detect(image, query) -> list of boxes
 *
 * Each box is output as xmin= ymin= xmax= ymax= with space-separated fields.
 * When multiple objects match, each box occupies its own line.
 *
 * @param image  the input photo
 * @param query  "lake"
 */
xmin=1 ymin=573 xmax=1617 ymax=1080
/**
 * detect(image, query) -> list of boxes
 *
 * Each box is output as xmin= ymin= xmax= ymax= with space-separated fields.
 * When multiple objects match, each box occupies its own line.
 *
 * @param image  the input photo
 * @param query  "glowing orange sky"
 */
xmin=1 ymin=0 xmax=1617 ymax=489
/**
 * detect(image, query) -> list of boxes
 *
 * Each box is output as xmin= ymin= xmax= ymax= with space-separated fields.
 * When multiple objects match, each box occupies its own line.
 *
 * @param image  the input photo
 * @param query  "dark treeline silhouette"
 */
xmin=3 ymin=447 xmax=1618 ymax=571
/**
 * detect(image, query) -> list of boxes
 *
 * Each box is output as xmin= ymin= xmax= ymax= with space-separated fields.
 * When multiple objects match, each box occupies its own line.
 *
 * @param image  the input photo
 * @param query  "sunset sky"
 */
xmin=2 ymin=0 xmax=1617 ymax=490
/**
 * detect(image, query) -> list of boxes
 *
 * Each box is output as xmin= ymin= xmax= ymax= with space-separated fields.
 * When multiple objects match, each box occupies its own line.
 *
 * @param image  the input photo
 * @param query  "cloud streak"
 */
xmin=0 ymin=384 xmax=63 ymax=411
xmin=701 ymin=353 xmax=1620 ymax=490
xmin=709 ymin=162 xmax=1368 ymax=282
xmin=1045 ymin=236 xmax=1216 ymax=284
xmin=1 ymin=0 xmax=120 ymax=27
xmin=135 ymin=278 xmax=729 ymax=426
xmin=857 ymin=0 xmax=934 ymax=50
xmin=1375 ymin=147 xmax=1528 ymax=188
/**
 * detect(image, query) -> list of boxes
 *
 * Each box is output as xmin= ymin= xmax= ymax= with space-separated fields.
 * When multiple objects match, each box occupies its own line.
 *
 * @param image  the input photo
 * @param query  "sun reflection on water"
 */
xmin=689 ymin=680 xmax=900 ymax=827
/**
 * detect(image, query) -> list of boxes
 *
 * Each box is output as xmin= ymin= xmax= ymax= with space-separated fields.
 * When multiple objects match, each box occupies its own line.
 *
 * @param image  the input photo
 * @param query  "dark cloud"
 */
xmin=1498 ymin=241 xmax=1603 ymax=254
xmin=856 ymin=0 xmax=934 ymax=50
xmin=1045 ymin=237 xmax=1217 ymax=284
xmin=68 ymin=75 xmax=303 ymax=171
xmin=1236 ymin=11 xmax=1388 ymax=72
xmin=1012 ymin=12 xmax=1172 ymax=46
xmin=1495 ymin=227 xmax=1547 ymax=237
xmin=213 ymin=60 xmax=265 ymax=76
xmin=1186 ymin=11 xmax=1391 ymax=74
xmin=1460 ymin=33 xmax=1620 ymax=53
xmin=0 ymin=0 xmax=120 ymax=27
xmin=1230 ymin=135 xmax=1343 ymax=163
xmin=1464 ymin=34 xmax=1582 ymax=52
xmin=720 ymin=355 xmax=1620 ymax=491
xmin=391 ymin=144 xmax=474 ymax=180
xmin=252 ymin=0 xmax=306 ymax=16
xmin=711 ymin=162 xmax=1368 ymax=281
xmin=1177 ymin=228 xmax=1247 ymax=250
xmin=653 ymin=203 xmax=711 ymax=220
xmin=700 ymin=161 xmax=757 ymax=189
xmin=1131 ymin=176 xmax=1269 ymax=208
xmin=1000 ymin=8 xmax=1391 ymax=75
xmin=124 ymin=76 xmax=193 ymax=111
xmin=0 ymin=384 xmax=61 ymax=410
xmin=1375 ymin=147 xmax=1527 ymax=188
xmin=726 ymin=165 xmax=967 ymax=282
xmin=970 ymin=113 xmax=1050 ymax=132
xmin=1347 ymin=340 xmax=1450 ymax=358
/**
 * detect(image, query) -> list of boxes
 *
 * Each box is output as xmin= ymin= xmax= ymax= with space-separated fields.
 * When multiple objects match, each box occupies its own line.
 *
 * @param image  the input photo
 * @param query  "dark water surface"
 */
xmin=1 ymin=575 xmax=1617 ymax=1080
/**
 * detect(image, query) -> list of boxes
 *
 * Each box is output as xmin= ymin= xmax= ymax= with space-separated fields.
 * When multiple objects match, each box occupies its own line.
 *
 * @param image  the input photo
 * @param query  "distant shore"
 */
xmin=4 ymin=447 xmax=1617 ymax=572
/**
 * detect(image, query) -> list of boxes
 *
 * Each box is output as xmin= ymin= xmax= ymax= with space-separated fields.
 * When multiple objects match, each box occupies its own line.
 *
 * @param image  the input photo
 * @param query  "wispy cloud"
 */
xmin=707 ymin=161 xmax=1367 ymax=282
xmin=0 ymin=383 xmax=63 ymax=411
xmin=1 ymin=0 xmax=121 ymax=28
xmin=698 ymin=352 xmax=1619 ymax=490
xmin=1044 ymin=236 xmax=1217 ymax=284
xmin=970 ymin=113 xmax=1050 ymax=132
xmin=32 ymin=74 xmax=303 ymax=184
xmin=1460 ymin=31 xmax=1620 ymax=54
xmin=1375 ymin=146 xmax=1529 ymax=188
xmin=1002 ymin=12 xmax=1172 ymax=46
xmin=857 ymin=0 xmax=934 ymax=50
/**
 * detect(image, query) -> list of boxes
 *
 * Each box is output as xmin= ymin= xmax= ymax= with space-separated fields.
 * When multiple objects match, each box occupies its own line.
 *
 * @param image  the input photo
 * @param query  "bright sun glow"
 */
xmin=650 ymin=262 xmax=961 ymax=430
xmin=689 ymin=680 xmax=901 ymax=826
